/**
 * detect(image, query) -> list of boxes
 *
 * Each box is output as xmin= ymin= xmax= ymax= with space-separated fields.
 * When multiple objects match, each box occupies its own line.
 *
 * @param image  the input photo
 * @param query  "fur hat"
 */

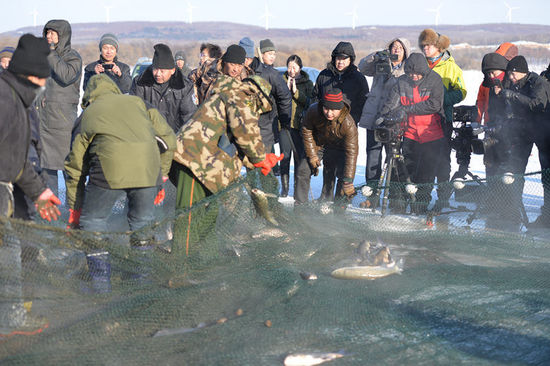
xmin=507 ymin=55 xmax=529 ymax=73
xmin=418 ymin=29 xmax=451 ymax=52
xmin=152 ymin=43 xmax=175 ymax=69
xmin=8 ymin=34 xmax=51 ymax=78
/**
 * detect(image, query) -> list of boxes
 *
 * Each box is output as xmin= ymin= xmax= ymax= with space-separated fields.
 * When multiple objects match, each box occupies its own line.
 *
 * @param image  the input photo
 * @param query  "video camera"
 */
xmin=374 ymin=108 xmax=406 ymax=144
xmin=450 ymin=105 xmax=485 ymax=156
xmin=374 ymin=50 xmax=399 ymax=75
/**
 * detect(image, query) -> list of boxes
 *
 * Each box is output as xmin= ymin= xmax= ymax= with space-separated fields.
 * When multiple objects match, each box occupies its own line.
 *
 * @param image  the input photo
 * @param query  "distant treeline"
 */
xmin=2 ymin=35 xmax=549 ymax=72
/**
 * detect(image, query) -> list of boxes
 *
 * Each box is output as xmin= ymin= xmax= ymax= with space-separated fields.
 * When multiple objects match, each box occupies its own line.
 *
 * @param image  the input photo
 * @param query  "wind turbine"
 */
xmin=104 ymin=5 xmax=113 ymax=23
xmin=260 ymin=2 xmax=273 ymax=31
xmin=504 ymin=2 xmax=519 ymax=23
xmin=186 ymin=1 xmax=197 ymax=24
xmin=346 ymin=6 xmax=359 ymax=30
xmin=30 ymin=8 xmax=38 ymax=28
xmin=427 ymin=3 xmax=442 ymax=27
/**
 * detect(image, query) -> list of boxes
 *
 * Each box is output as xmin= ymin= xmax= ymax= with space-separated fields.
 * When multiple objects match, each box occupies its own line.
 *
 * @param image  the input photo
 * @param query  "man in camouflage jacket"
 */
xmin=172 ymin=45 xmax=282 ymax=209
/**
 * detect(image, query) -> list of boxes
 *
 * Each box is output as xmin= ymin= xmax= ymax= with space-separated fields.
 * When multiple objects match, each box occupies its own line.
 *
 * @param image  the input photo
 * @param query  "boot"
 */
xmin=280 ymin=174 xmax=289 ymax=198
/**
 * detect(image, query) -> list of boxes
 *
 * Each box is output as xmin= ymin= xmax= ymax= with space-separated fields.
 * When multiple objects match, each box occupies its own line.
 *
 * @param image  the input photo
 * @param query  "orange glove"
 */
xmin=35 ymin=188 xmax=61 ymax=222
xmin=67 ymin=208 xmax=82 ymax=229
xmin=154 ymin=176 xmax=169 ymax=205
xmin=253 ymin=153 xmax=284 ymax=176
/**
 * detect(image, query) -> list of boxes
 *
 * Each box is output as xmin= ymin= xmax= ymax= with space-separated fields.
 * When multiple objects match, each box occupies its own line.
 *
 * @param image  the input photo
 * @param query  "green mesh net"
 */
xmin=1 ymin=170 xmax=550 ymax=365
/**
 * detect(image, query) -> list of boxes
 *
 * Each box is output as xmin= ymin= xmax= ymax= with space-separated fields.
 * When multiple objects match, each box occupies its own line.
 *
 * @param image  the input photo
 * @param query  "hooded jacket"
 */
xmin=476 ymin=42 xmax=518 ymax=123
xmin=427 ymin=49 xmax=466 ymax=124
xmin=131 ymin=65 xmax=197 ymax=133
xmin=83 ymin=55 xmax=132 ymax=94
xmin=302 ymin=102 xmax=358 ymax=182
xmin=380 ymin=53 xmax=445 ymax=144
xmin=282 ymin=70 xmax=314 ymax=130
xmin=313 ymin=43 xmax=369 ymax=125
xmin=0 ymin=71 xmax=46 ymax=202
xmin=173 ymin=75 xmax=272 ymax=194
xmin=358 ymin=38 xmax=411 ymax=129
xmin=250 ymin=57 xmax=292 ymax=148
xmin=39 ymin=19 xmax=83 ymax=170
xmin=65 ymin=75 xmax=176 ymax=210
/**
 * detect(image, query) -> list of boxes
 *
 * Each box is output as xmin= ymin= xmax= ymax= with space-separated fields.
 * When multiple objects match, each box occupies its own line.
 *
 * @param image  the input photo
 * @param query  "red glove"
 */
xmin=35 ymin=188 xmax=61 ymax=222
xmin=253 ymin=153 xmax=284 ymax=176
xmin=154 ymin=176 xmax=169 ymax=205
xmin=67 ymin=208 xmax=82 ymax=229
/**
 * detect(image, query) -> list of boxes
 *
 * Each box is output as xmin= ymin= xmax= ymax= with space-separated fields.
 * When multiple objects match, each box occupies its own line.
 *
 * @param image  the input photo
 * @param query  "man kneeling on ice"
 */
xmin=297 ymin=88 xmax=358 ymax=206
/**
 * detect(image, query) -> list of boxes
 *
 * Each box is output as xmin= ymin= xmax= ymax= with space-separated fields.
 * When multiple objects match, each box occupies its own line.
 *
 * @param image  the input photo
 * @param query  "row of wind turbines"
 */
xmin=26 ymin=1 xmax=521 ymax=30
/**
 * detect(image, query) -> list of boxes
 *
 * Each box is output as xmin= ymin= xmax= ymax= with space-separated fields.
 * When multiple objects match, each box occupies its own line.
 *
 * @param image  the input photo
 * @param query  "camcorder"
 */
xmin=450 ymin=105 xmax=485 ymax=157
xmin=374 ymin=50 xmax=398 ymax=75
xmin=374 ymin=108 xmax=406 ymax=144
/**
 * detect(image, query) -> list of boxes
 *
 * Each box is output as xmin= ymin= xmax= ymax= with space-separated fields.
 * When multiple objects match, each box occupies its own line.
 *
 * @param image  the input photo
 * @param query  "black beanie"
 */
xmin=331 ymin=41 xmax=356 ymax=63
xmin=152 ymin=43 xmax=175 ymax=69
xmin=221 ymin=45 xmax=246 ymax=64
xmin=322 ymin=88 xmax=345 ymax=110
xmin=507 ymin=55 xmax=529 ymax=73
xmin=8 ymin=34 xmax=51 ymax=78
xmin=482 ymin=52 xmax=508 ymax=74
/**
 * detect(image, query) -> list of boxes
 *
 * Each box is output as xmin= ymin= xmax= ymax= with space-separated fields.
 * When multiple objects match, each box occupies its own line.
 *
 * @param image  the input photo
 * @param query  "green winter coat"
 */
xmin=64 ymin=74 xmax=176 ymax=210
xmin=173 ymin=75 xmax=272 ymax=194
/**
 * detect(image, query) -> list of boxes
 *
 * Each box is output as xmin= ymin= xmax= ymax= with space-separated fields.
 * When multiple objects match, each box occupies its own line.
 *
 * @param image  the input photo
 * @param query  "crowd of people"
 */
xmin=3 ymin=18 xmax=550 ymax=330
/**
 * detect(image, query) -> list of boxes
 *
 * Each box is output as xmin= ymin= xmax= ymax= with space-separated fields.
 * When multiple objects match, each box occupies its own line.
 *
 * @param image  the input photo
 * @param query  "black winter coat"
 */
xmin=313 ymin=62 xmax=369 ymax=125
xmin=83 ymin=56 xmax=132 ymax=93
xmin=0 ymin=71 xmax=46 ymax=202
xmin=251 ymin=57 xmax=292 ymax=148
xmin=131 ymin=66 xmax=197 ymax=133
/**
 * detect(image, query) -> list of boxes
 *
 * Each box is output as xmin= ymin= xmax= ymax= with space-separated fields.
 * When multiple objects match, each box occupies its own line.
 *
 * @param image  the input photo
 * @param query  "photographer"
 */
xmin=495 ymin=56 xmax=550 ymax=227
xmin=378 ymin=53 xmax=446 ymax=214
xmin=358 ymin=38 xmax=410 ymax=208
xmin=83 ymin=33 xmax=132 ymax=94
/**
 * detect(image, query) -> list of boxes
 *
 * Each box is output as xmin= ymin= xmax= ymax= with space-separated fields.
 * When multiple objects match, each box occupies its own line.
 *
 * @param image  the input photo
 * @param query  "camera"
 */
xmin=374 ymin=50 xmax=398 ymax=75
xmin=102 ymin=63 xmax=114 ymax=71
xmin=374 ymin=108 xmax=406 ymax=144
xmin=450 ymin=105 xmax=485 ymax=155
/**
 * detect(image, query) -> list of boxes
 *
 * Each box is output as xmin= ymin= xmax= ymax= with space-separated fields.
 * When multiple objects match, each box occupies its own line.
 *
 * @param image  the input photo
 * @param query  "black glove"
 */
xmin=501 ymin=89 xmax=516 ymax=99
xmin=501 ymin=89 xmax=532 ymax=107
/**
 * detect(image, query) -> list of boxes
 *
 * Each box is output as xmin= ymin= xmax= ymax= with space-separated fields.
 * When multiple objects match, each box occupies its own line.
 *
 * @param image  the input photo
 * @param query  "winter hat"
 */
xmin=221 ymin=44 xmax=246 ymax=64
xmin=259 ymin=39 xmax=276 ymax=53
xmin=331 ymin=41 xmax=356 ymax=63
xmin=404 ymin=53 xmax=431 ymax=77
xmin=418 ymin=29 xmax=451 ymax=52
xmin=495 ymin=42 xmax=518 ymax=61
xmin=0 ymin=46 xmax=15 ymax=59
xmin=507 ymin=55 xmax=529 ymax=73
xmin=481 ymin=53 xmax=508 ymax=74
xmin=239 ymin=37 xmax=255 ymax=58
xmin=152 ymin=43 xmax=175 ymax=69
xmin=99 ymin=33 xmax=119 ymax=51
xmin=174 ymin=51 xmax=186 ymax=62
xmin=8 ymin=34 xmax=51 ymax=78
xmin=322 ymin=88 xmax=345 ymax=110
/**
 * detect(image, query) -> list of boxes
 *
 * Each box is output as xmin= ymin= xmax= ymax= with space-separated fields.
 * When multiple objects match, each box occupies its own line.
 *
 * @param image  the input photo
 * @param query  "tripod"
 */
xmin=375 ymin=139 xmax=414 ymax=216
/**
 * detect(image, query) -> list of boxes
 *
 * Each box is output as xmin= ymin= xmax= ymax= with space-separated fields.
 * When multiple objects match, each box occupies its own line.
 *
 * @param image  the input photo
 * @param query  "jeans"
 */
xmin=80 ymin=183 xmax=157 ymax=240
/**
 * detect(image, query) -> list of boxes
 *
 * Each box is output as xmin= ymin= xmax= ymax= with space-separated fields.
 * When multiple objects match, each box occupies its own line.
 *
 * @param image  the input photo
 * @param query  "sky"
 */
xmin=2 ymin=0 xmax=550 ymax=34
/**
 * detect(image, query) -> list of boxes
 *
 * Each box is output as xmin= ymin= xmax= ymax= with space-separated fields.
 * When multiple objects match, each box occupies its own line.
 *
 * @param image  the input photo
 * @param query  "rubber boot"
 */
xmin=280 ymin=174 xmax=289 ymax=198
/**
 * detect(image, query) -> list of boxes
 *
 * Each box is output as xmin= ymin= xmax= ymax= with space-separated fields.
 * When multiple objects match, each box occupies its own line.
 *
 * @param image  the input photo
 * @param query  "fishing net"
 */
xmin=1 ymin=168 xmax=550 ymax=365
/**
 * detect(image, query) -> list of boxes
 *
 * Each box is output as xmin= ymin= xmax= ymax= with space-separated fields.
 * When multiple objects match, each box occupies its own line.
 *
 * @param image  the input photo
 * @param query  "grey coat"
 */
xmin=39 ymin=19 xmax=82 ymax=170
xmin=358 ymin=37 xmax=410 ymax=129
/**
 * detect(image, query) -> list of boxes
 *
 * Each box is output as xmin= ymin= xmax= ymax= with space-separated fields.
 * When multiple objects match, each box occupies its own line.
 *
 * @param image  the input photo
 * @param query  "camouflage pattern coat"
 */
xmin=174 ymin=75 xmax=272 ymax=194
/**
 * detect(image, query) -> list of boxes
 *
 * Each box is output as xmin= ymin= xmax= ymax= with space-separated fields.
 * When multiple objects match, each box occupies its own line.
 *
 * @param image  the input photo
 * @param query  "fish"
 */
xmin=283 ymin=351 xmax=345 ymax=366
xmin=299 ymin=272 xmax=318 ymax=281
xmin=331 ymin=260 xmax=403 ymax=280
xmin=152 ymin=322 xmax=207 ymax=337
xmin=250 ymin=188 xmax=279 ymax=226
